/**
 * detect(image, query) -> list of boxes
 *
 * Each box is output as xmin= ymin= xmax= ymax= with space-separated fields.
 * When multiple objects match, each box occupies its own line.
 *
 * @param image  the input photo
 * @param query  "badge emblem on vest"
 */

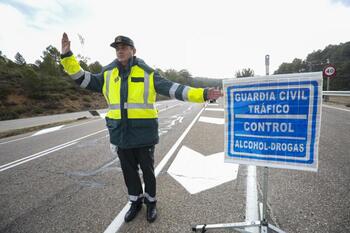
xmin=115 ymin=76 xmax=120 ymax=82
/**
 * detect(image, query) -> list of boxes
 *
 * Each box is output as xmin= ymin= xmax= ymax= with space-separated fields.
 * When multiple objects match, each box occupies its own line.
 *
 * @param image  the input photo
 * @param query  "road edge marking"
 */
xmin=0 ymin=129 xmax=107 ymax=172
xmin=323 ymin=104 xmax=350 ymax=113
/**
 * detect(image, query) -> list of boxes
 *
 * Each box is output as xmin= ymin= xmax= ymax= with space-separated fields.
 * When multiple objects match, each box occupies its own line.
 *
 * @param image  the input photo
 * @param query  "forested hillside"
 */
xmin=274 ymin=42 xmax=350 ymax=90
xmin=0 ymin=45 xmax=221 ymax=120
xmin=1 ymin=41 xmax=349 ymax=120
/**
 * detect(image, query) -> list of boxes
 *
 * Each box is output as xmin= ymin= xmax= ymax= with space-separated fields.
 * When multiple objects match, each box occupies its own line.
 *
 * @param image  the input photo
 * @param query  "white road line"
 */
xmin=199 ymin=116 xmax=224 ymax=125
xmin=32 ymin=125 xmax=65 ymax=136
xmin=0 ymin=129 xmax=107 ymax=172
xmin=0 ymin=142 xmax=78 ymax=172
xmin=158 ymin=103 xmax=182 ymax=113
xmin=205 ymin=108 xmax=224 ymax=112
xmin=0 ymin=118 xmax=102 ymax=146
xmin=103 ymin=107 xmax=205 ymax=233
xmin=323 ymin=104 xmax=350 ymax=113
xmin=245 ymin=165 xmax=259 ymax=233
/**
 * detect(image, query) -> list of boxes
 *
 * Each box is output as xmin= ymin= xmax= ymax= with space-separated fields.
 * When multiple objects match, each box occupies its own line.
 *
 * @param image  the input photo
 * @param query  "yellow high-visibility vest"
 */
xmin=102 ymin=65 xmax=158 ymax=120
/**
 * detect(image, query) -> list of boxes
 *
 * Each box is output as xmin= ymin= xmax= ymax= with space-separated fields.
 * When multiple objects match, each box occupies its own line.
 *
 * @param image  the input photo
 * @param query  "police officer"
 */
xmin=60 ymin=33 xmax=222 ymax=223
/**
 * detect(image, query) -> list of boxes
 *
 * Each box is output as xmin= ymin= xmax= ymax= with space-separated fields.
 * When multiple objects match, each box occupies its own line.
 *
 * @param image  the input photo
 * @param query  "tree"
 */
xmin=75 ymin=54 xmax=90 ymax=71
xmin=14 ymin=52 xmax=26 ymax=65
xmin=179 ymin=69 xmax=192 ymax=79
xmin=0 ymin=51 xmax=6 ymax=64
xmin=39 ymin=45 xmax=61 ymax=76
xmin=88 ymin=61 xmax=102 ymax=73
xmin=235 ymin=68 xmax=254 ymax=78
xmin=274 ymin=41 xmax=350 ymax=90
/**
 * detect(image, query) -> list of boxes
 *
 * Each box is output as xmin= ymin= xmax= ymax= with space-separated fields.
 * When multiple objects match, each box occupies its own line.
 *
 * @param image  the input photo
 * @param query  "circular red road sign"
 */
xmin=323 ymin=64 xmax=336 ymax=78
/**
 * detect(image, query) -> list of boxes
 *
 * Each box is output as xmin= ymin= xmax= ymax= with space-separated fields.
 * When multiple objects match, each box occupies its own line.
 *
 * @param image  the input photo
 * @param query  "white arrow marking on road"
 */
xmin=32 ymin=125 xmax=65 ymax=136
xmin=199 ymin=116 xmax=224 ymax=125
xmin=167 ymin=146 xmax=239 ymax=194
xmin=205 ymin=108 xmax=224 ymax=112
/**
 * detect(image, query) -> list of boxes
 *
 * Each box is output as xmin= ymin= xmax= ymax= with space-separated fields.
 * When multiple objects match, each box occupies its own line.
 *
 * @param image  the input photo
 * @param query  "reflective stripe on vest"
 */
xmin=103 ymin=68 xmax=122 ymax=119
xmin=105 ymin=70 xmax=112 ymax=104
xmin=109 ymin=104 xmax=121 ymax=109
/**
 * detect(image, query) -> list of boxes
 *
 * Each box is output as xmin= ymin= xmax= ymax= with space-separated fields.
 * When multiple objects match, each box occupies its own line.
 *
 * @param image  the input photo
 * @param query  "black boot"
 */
xmin=146 ymin=202 xmax=157 ymax=223
xmin=124 ymin=201 xmax=142 ymax=222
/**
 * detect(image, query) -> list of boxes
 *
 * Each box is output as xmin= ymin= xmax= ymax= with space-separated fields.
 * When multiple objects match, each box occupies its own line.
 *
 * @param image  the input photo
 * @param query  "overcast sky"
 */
xmin=0 ymin=0 xmax=349 ymax=78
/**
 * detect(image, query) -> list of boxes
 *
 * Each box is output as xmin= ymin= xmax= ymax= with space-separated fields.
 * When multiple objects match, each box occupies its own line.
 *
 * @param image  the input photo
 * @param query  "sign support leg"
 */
xmin=192 ymin=167 xmax=286 ymax=233
xmin=261 ymin=167 xmax=269 ymax=233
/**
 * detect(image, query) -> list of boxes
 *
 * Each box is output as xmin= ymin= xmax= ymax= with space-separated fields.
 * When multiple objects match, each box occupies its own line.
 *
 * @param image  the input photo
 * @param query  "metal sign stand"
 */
xmin=192 ymin=167 xmax=285 ymax=233
xmin=192 ymin=55 xmax=287 ymax=233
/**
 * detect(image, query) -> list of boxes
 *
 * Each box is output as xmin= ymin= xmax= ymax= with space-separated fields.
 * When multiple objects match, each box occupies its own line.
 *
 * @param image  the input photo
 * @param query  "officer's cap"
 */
xmin=110 ymin=35 xmax=134 ymax=48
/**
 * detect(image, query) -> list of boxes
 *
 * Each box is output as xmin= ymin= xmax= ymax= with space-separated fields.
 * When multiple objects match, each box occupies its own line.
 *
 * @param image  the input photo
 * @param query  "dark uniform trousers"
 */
xmin=117 ymin=145 xmax=156 ymax=204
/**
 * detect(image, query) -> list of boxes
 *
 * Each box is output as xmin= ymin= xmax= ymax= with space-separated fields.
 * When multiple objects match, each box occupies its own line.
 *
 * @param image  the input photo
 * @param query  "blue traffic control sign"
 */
xmin=224 ymin=72 xmax=322 ymax=171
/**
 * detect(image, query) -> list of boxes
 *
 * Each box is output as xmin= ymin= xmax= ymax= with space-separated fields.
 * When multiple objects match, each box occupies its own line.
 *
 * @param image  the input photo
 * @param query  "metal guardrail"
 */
xmin=323 ymin=91 xmax=350 ymax=97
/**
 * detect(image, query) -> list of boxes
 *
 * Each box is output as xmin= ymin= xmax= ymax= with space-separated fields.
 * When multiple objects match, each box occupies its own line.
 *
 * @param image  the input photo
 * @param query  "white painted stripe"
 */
xmin=0 ymin=142 xmax=77 ymax=172
xmin=32 ymin=125 xmax=65 ymax=136
xmin=0 ymin=129 xmax=107 ymax=172
xmin=199 ymin=116 xmax=224 ymax=125
xmin=205 ymin=108 xmax=224 ymax=112
xmin=235 ymin=114 xmax=307 ymax=119
xmin=0 ymin=118 xmax=103 ymax=146
xmin=103 ymin=107 xmax=205 ymax=233
xmin=323 ymin=104 xmax=350 ymax=113
xmin=208 ymin=103 xmax=219 ymax=106
xmin=158 ymin=103 xmax=181 ymax=113
xmin=235 ymin=134 xmax=306 ymax=140
xmin=245 ymin=165 xmax=259 ymax=233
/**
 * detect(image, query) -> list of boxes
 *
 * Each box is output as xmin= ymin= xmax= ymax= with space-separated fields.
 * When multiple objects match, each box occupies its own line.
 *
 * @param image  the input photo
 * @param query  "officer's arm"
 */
xmin=60 ymin=51 xmax=104 ymax=93
xmin=153 ymin=71 xmax=209 ymax=103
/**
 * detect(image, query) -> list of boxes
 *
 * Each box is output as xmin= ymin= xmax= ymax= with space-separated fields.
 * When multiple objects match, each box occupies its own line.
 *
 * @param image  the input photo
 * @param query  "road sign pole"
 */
xmin=325 ymin=77 xmax=330 ymax=102
xmin=265 ymin=55 xmax=270 ymax=76
xmin=323 ymin=59 xmax=336 ymax=102
xmin=261 ymin=55 xmax=270 ymax=233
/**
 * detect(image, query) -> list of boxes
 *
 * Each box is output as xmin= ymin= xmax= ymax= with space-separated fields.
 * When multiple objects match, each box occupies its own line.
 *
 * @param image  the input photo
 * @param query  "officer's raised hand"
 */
xmin=61 ymin=32 xmax=71 ymax=54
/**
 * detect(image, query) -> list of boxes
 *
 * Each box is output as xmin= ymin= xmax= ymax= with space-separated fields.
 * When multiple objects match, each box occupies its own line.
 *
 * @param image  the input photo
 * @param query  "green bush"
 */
xmin=0 ymin=84 xmax=11 ymax=100
xmin=33 ymin=106 xmax=44 ymax=114
xmin=29 ymin=92 xmax=50 ymax=100
xmin=13 ymin=105 xmax=29 ymax=115
xmin=0 ymin=109 xmax=19 ymax=120
xmin=20 ymin=67 xmax=41 ymax=94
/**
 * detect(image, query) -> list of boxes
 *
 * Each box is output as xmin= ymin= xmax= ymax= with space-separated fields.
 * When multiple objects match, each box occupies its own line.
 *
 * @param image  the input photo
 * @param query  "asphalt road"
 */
xmin=0 ymin=100 xmax=349 ymax=233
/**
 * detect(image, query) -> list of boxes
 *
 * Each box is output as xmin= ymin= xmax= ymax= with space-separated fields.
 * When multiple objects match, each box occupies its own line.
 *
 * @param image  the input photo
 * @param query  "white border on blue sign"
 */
xmin=223 ymin=72 xmax=322 ymax=172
